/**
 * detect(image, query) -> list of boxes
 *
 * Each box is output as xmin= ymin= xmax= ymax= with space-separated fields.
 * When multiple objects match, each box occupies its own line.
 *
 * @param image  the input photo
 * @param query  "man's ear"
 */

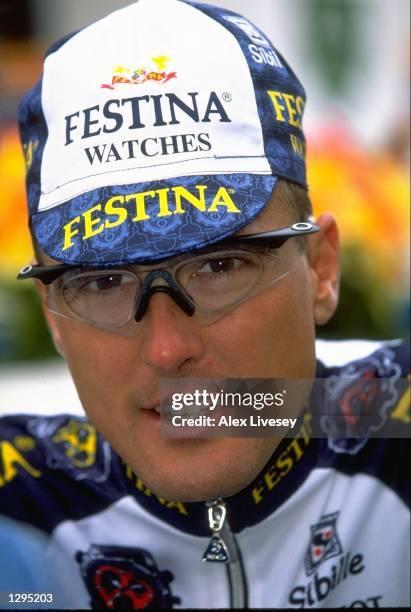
xmin=35 ymin=280 xmax=66 ymax=359
xmin=307 ymin=213 xmax=340 ymax=326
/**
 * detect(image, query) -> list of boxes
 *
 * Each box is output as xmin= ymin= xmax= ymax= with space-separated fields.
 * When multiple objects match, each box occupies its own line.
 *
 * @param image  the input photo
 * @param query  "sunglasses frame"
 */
xmin=17 ymin=222 xmax=319 ymax=285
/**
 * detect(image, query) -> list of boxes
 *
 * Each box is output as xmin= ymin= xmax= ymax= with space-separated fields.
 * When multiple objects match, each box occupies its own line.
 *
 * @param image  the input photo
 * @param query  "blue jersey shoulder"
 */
xmin=315 ymin=340 xmax=410 ymax=507
xmin=0 ymin=414 xmax=124 ymax=532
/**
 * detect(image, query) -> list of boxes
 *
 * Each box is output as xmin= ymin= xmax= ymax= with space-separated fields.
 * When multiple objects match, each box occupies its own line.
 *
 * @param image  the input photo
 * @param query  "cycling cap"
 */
xmin=19 ymin=0 xmax=307 ymax=265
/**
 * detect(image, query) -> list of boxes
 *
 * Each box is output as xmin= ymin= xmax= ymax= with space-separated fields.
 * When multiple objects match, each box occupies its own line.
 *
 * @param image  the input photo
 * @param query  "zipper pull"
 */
xmin=202 ymin=499 xmax=230 ymax=563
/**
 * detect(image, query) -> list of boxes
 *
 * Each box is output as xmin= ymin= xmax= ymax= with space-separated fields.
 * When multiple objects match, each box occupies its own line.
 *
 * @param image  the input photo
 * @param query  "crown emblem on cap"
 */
xmin=101 ymin=56 xmax=177 ymax=90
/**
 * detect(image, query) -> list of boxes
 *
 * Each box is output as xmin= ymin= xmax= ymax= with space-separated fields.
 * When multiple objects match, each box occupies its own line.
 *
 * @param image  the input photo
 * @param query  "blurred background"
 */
xmin=0 ymin=0 xmax=409 ymax=411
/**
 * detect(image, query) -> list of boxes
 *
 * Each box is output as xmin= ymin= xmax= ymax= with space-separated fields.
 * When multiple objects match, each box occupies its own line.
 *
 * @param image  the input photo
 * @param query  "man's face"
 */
xmin=40 ymin=193 xmax=338 ymax=502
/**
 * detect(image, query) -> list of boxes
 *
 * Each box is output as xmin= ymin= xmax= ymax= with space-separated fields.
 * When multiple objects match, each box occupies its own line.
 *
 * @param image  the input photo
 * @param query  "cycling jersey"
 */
xmin=0 ymin=341 xmax=409 ymax=609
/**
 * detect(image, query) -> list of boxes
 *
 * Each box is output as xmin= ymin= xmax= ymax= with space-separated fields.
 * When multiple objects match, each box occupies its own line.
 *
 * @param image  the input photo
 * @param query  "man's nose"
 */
xmin=140 ymin=291 xmax=206 ymax=373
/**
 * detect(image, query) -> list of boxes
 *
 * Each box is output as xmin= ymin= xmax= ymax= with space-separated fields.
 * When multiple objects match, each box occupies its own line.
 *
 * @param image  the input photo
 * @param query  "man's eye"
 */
xmin=84 ymin=274 xmax=133 ymax=292
xmin=197 ymin=256 xmax=244 ymax=276
xmin=179 ymin=253 xmax=260 ymax=290
xmin=62 ymin=273 xmax=134 ymax=295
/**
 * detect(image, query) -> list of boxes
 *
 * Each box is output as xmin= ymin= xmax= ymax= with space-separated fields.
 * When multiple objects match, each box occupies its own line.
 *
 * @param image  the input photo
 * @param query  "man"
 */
xmin=0 ymin=0 xmax=409 ymax=609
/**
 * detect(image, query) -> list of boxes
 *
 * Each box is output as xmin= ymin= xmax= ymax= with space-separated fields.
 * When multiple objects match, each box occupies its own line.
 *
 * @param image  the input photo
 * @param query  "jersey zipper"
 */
xmin=203 ymin=499 xmax=248 ymax=608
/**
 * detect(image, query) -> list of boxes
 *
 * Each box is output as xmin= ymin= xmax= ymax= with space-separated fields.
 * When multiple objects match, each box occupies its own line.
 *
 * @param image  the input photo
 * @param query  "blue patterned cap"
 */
xmin=19 ymin=0 xmax=307 ymax=265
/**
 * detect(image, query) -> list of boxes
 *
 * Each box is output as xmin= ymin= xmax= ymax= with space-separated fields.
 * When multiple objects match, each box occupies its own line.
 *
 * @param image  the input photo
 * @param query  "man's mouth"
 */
xmin=140 ymin=392 xmax=221 ymax=439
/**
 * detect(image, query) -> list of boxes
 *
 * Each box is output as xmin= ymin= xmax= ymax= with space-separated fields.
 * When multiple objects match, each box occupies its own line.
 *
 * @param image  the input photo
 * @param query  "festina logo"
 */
xmin=64 ymin=91 xmax=231 ymax=145
xmin=61 ymin=185 xmax=241 ymax=251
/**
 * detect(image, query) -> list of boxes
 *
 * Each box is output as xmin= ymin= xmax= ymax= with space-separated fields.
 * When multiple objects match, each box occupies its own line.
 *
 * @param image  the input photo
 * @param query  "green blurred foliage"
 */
xmin=304 ymin=0 xmax=360 ymax=95
xmin=318 ymin=244 xmax=410 ymax=340
xmin=0 ymin=280 xmax=57 ymax=362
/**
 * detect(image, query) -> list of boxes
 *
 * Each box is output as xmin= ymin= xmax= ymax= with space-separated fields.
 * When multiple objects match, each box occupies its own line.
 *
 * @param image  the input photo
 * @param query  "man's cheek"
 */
xmin=60 ymin=329 xmax=128 ymax=401
xmin=238 ymin=279 xmax=314 ymax=377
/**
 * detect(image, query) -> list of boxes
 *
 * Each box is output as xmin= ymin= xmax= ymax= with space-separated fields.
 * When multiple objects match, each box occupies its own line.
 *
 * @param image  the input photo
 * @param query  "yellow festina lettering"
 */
xmin=391 ymin=381 xmax=411 ymax=424
xmin=156 ymin=495 xmax=188 ymax=516
xmin=290 ymin=134 xmax=306 ymax=158
xmin=125 ymin=464 xmax=135 ymax=482
xmin=286 ymin=436 xmax=304 ymax=461
xmin=172 ymin=185 xmax=207 ymax=214
xmin=104 ymin=195 xmax=127 ymax=228
xmin=127 ymin=191 xmax=154 ymax=222
xmin=267 ymin=91 xmax=287 ymax=122
xmin=276 ymin=449 xmax=294 ymax=475
xmin=22 ymin=140 xmax=39 ymax=170
xmin=295 ymin=96 xmax=305 ymax=120
xmin=134 ymin=475 xmax=151 ymax=495
xmin=63 ymin=215 xmax=81 ymax=251
xmin=156 ymin=188 xmax=173 ymax=217
xmin=207 ymin=187 xmax=240 ymax=213
xmin=0 ymin=441 xmax=41 ymax=487
xmin=301 ymin=411 xmax=312 ymax=439
xmin=267 ymin=90 xmax=304 ymax=129
xmin=125 ymin=469 xmax=151 ymax=495
xmin=83 ymin=204 xmax=104 ymax=240
xmin=251 ymin=412 xmax=312 ymax=504
xmin=125 ymin=467 xmax=188 ymax=515
xmin=165 ymin=501 xmax=188 ymax=515
xmin=61 ymin=185 xmax=241 ymax=251
xmin=263 ymin=462 xmax=282 ymax=491
xmin=251 ymin=481 xmax=265 ymax=504
xmin=282 ymin=93 xmax=301 ymax=128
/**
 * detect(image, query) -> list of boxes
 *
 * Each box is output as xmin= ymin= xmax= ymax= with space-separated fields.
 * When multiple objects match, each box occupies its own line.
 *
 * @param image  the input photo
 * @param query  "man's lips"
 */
xmin=140 ymin=398 xmax=217 ymax=427
xmin=139 ymin=379 xmax=227 ymax=418
xmin=139 ymin=400 xmax=214 ymax=438
xmin=140 ymin=397 xmax=174 ymax=414
xmin=140 ymin=401 xmax=161 ymax=412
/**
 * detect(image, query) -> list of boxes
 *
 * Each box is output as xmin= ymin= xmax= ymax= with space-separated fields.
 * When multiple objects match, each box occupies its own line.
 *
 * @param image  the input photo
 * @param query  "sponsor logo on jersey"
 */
xmin=76 ymin=544 xmax=181 ymax=609
xmin=304 ymin=512 xmax=343 ymax=576
xmin=27 ymin=416 xmax=111 ymax=482
xmin=342 ymin=595 xmax=383 ymax=608
xmin=101 ymin=56 xmax=177 ymax=90
xmin=289 ymin=512 xmax=366 ymax=607
xmin=321 ymin=347 xmax=402 ymax=454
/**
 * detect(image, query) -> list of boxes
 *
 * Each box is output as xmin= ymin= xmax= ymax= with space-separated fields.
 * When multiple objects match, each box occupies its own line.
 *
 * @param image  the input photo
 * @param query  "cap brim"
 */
xmin=32 ymin=173 xmax=277 ymax=265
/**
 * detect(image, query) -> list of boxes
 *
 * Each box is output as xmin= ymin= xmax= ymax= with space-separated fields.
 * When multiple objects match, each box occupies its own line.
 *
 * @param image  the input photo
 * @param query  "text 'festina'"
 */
xmin=64 ymin=91 xmax=231 ymax=164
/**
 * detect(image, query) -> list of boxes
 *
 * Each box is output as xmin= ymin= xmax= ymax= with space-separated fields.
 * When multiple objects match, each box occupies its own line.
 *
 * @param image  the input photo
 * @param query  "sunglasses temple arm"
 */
xmin=16 ymin=265 xmax=76 ymax=284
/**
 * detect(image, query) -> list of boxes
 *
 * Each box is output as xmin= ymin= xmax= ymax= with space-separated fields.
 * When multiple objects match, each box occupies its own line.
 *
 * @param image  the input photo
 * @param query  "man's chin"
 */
xmin=141 ymin=473 xmax=254 ymax=504
xmin=174 ymin=476 xmax=257 ymax=503
xmin=130 ymin=438 xmax=278 ymax=503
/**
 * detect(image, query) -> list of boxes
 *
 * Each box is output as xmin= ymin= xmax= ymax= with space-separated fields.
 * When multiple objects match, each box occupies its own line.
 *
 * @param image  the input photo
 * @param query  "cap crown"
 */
xmin=19 ymin=0 xmax=307 ymax=265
